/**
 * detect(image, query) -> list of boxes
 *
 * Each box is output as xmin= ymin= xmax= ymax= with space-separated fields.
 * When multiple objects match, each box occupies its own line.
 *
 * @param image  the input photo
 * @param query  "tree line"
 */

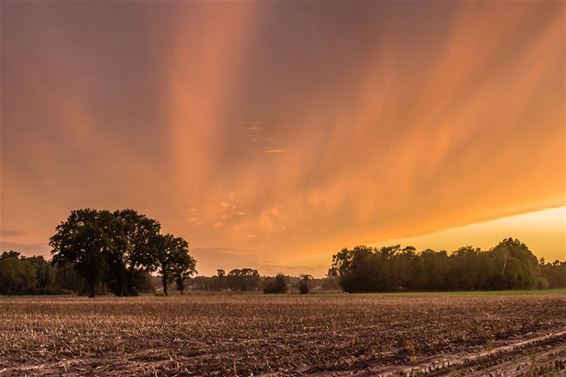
xmin=0 ymin=255 xmax=326 ymax=295
xmin=2 ymin=219 xmax=565 ymax=296
xmin=190 ymin=270 xmax=327 ymax=293
xmin=0 ymin=250 xmax=156 ymax=295
xmin=329 ymin=238 xmax=566 ymax=293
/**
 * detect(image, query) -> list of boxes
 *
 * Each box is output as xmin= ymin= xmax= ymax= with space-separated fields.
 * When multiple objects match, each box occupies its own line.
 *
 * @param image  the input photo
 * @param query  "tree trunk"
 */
xmin=88 ymin=280 xmax=96 ymax=298
xmin=88 ymin=271 xmax=96 ymax=298
xmin=127 ymin=266 xmax=135 ymax=296
xmin=162 ymin=273 xmax=168 ymax=296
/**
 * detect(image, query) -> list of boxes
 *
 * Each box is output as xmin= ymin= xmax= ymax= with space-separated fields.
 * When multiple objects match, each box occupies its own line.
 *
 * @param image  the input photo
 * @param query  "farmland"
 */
xmin=1 ymin=292 xmax=565 ymax=376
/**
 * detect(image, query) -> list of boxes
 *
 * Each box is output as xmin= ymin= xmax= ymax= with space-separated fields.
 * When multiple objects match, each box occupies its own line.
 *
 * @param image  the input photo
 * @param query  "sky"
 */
xmin=1 ymin=1 xmax=564 ymax=276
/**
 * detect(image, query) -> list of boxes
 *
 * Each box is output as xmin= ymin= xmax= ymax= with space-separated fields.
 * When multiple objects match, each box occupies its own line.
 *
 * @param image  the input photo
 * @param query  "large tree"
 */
xmin=50 ymin=209 xmax=117 ymax=297
xmin=114 ymin=209 xmax=161 ymax=295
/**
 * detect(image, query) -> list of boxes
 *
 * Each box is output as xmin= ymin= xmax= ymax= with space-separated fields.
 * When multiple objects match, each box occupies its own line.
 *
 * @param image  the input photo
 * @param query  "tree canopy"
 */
xmin=49 ymin=208 xmax=195 ymax=297
xmin=328 ymin=238 xmax=563 ymax=293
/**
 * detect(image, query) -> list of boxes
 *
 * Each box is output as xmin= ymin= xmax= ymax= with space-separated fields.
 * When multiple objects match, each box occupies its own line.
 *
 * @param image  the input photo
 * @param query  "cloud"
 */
xmin=1 ymin=1 xmax=563 ymax=276
xmin=0 ymin=229 xmax=26 ymax=237
xmin=0 ymin=241 xmax=49 ymax=256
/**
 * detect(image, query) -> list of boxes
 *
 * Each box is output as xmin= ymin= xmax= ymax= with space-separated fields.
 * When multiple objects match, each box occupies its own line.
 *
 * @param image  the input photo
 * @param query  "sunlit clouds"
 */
xmin=1 ymin=1 xmax=564 ymax=275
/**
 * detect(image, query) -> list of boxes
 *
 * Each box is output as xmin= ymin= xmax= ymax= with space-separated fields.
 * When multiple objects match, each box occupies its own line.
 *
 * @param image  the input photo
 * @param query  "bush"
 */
xmin=298 ymin=280 xmax=309 ymax=294
xmin=263 ymin=274 xmax=287 ymax=294
xmin=298 ymin=274 xmax=312 ymax=294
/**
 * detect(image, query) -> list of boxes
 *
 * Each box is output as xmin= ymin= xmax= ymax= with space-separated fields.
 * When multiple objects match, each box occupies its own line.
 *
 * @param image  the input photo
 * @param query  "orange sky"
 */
xmin=1 ymin=2 xmax=564 ymax=276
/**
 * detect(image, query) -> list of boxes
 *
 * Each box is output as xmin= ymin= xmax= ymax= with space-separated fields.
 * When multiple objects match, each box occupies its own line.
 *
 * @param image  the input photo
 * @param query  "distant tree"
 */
xmin=263 ymin=273 xmax=288 ymax=294
xmin=541 ymin=260 xmax=566 ymax=288
xmin=329 ymin=246 xmax=380 ymax=292
xmin=227 ymin=268 xmax=260 ymax=291
xmin=491 ymin=238 xmax=539 ymax=289
xmin=329 ymin=238 xmax=552 ymax=293
xmin=0 ymin=252 xmax=36 ymax=295
xmin=150 ymin=234 xmax=195 ymax=296
xmin=172 ymin=245 xmax=197 ymax=295
xmin=20 ymin=255 xmax=56 ymax=293
xmin=298 ymin=274 xmax=312 ymax=294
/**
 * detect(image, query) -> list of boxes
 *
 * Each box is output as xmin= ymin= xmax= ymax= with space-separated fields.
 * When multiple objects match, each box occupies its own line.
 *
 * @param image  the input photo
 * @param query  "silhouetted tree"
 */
xmin=298 ymin=274 xmax=312 ymax=294
xmin=227 ymin=268 xmax=260 ymax=291
xmin=172 ymin=247 xmax=197 ymax=295
xmin=50 ymin=209 xmax=117 ymax=297
xmin=114 ymin=209 xmax=161 ymax=296
xmin=149 ymin=234 xmax=195 ymax=296
xmin=263 ymin=273 xmax=287 ymax=294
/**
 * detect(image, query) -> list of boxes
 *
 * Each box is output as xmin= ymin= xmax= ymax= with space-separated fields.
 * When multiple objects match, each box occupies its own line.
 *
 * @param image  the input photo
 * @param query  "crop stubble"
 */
xmin=0 ymin=294 xmax=565 ymax=376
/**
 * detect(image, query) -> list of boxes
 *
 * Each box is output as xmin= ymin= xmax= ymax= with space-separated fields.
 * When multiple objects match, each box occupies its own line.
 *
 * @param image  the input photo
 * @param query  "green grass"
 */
xmin=330 ymin=289 xmax=566 ymax=297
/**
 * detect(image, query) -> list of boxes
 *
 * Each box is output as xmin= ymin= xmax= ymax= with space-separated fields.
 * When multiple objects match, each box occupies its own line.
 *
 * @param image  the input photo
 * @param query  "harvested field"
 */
xmin=0 ymin=293 xmax=565 ymax=376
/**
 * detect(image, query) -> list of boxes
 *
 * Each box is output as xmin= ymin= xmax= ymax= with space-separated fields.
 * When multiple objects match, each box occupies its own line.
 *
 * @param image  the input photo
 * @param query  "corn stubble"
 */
xmin=0 ymin=294 xmax=565 ymax=376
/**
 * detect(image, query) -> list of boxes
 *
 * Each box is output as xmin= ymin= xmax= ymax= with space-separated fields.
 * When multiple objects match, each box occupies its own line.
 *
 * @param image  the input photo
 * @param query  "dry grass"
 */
xmin=0 ymin=293 xmax=565 ymax=376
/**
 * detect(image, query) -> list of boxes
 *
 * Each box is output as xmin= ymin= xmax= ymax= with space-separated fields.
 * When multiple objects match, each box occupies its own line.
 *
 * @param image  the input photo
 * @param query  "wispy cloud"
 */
xmin=1 ymin=1 xmax=563 ymax=276
xmin=0 ymin=230 xmax=26 ymax=237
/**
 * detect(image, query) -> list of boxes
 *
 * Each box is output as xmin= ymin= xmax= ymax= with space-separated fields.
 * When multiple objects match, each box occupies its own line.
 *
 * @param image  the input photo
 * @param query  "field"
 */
xmin=1 ymin=292 xmax=565 ymax=376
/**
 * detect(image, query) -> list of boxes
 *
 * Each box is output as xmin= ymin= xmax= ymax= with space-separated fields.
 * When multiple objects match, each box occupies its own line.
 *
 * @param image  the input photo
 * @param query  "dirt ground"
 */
xmin=0 ymin=293 xmax=565 ymax=376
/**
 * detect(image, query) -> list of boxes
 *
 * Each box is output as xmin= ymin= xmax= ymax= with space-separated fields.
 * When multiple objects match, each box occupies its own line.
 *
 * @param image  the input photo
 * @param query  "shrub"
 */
xmin=263 ymin=274 xmax=287 ymax=294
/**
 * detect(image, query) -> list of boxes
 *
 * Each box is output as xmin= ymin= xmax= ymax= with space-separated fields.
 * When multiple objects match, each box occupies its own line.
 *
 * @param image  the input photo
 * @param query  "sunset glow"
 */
xmin=1 ymin=1 xmax=564 ymax=275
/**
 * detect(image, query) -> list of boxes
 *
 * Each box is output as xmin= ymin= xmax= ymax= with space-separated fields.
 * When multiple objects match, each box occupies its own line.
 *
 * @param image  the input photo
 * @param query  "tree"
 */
xmin=150 ymin=234 xmax=195 ymax=296
xmin=50 ymin=209 xmax=116 ymax=297
xmin=227 ymin=268 xmax=260 ymax=291
xmin=0 ymin=252 xmax=36 ymax=295
xmin=263 ymin=273 xmax=287 ymax=294
xmin=329 ymin=246 xmax=381 ymax=292
xmin=541 ymin=260 xmax=566 ymax=288
xmin=114 ymin=209 xmax=161 ymax=296
xmin=54 ymin=262 xmax=85 ymax=293
xmin=491 ymin=238 xmax=539 ymax=289
xmin=25 ymin=256 xmax=55 ymax=291
xmin=172 ymin=244 xmax=197 ymax=295
xmin=298 ymin=274 xmax=312 ymax=294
